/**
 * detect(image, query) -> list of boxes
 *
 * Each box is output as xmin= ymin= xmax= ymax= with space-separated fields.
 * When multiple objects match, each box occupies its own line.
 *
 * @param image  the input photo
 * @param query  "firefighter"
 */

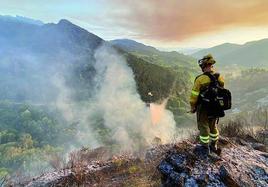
xmin=190 ymin=54 xmax=224 ymax=157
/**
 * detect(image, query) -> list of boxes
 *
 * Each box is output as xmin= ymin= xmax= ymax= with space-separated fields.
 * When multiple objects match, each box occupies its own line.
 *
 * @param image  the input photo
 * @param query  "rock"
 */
xmin=236 ymin=138 xmax=250 ymax=146
xmin=166 ymin=154 xmax=187 ymax=172
xmin=258 ymin=130 xmax=268 ymax=146
xmin=244 ymin=135 xmax=259 ymax=143
xmin=193 ymin=144 xmax=209 ymax=160
xmin=158 ymin=160 xmax=174 ymax=176
xmin=158 ymin=140 xmax=268 ymax=187
xmin=196 ymin=174 xmax=209 ymax=187
xmin=219 ymin=165 xmax=240 ymax=187
xmin=219 ymin=163 xmax=260 ymax=187
xmin=184 ymin=177 xmax=198 ymax=187
xmin=145 ymin=144 xmax=172 ymax=162
xmin=158 ymin=160 xmax=184 ymax=186
xmin=260 ymin=153 xmax=268 ymax=158
xmin=251 ymin=143 xmax=267 ymax=152
xmin=250 ymin=166 xmax=268 ymax=187
xmin=168 ymin=172 xmax=184 ymax=186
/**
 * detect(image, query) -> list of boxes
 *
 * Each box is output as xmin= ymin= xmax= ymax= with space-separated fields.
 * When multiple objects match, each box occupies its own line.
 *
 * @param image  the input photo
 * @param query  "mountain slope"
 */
xmin=0 ymin=18 xmax=103 ymax=55
xmin=0 ymin=18 xmax=104 ymax=102
xmin=111 ymin=39 xmax=197 ymax=70
xmin=192 ymin=39 xmax=268 ymax=67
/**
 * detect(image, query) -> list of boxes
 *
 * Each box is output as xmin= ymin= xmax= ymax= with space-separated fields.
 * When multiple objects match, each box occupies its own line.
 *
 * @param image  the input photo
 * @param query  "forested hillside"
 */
xmin=0 ymin=102 xmax=68 ymax=177
xmin=227 ymin=68 xmax=268 ymax=111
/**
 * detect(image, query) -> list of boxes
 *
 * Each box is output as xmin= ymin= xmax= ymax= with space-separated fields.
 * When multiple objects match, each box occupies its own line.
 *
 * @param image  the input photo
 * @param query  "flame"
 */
xmin=149 ymin=99 xmax=168 ymax=125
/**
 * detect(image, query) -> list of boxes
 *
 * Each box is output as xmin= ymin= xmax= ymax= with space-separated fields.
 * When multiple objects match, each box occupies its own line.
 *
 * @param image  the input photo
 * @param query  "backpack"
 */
xmin=198 ymin=72 xmax=232 ymax=118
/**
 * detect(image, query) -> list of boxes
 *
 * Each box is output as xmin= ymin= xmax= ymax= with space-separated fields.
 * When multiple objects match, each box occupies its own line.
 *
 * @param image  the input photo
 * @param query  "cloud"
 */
xmin=104 ymin=0 xmax=268 ymax=43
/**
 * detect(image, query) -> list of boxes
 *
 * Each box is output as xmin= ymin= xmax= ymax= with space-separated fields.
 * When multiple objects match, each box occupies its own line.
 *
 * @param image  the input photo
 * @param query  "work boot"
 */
xmin=208 ymin=152 xmax=222 ymax=162
xmin=210 ymin=141 xmax=222 ymax=156
xmin=193 ymin=144 xmax=210 ymax=160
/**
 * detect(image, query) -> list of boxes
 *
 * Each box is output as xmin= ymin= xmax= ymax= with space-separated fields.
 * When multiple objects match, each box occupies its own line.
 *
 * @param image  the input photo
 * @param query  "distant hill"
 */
xmin=178 ymin=47 xmax=204 ymax=55
xmin=192 ymin=43 xmax=241 ymax=59
xmin=111 ymin=39 xmax=197 ymax=70
xmin=111 ymin=39 xmax=158 ymax=54
xmin=157 ymin=47 xmax=203 ymax=55
xmin=0 ymin=15 xmax=44 ymax=26
xmin=192 ymin=39 xmax=268 ymax=68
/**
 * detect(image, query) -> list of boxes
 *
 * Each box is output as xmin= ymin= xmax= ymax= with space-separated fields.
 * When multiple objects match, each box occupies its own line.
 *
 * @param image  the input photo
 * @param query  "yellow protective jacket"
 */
xmin=190 ymin=72 xmax=224 ymax=109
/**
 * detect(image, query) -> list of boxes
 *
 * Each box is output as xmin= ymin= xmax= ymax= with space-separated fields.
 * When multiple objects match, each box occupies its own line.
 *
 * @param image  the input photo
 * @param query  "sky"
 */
xmin=1 ymin=0 xmax=268 ymax=48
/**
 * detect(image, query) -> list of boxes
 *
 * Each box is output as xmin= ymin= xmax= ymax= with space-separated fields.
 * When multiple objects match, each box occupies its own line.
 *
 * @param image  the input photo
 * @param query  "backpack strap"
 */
xmin=203 ymin=72 xmax=219 ymax=87
xmin=194 ymin=74 xmax=203 ymax=82
xmin=214 ymin=73 xmax=220 ymax=80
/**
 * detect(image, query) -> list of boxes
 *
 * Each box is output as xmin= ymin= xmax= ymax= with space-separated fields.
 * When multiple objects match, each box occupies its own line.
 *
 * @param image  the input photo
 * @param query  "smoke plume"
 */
xmin=103 ymin=0 xmax=268 ymax=42
xmin=92 ymin=44 xmax=176 ymax=150
xmin=50 ymin=44 xmax=176 ymax=152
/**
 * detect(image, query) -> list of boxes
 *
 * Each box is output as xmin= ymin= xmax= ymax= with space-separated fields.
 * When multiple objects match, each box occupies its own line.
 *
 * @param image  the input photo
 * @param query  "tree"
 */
xmin=19 ymin=134 xmax=33 ymax=149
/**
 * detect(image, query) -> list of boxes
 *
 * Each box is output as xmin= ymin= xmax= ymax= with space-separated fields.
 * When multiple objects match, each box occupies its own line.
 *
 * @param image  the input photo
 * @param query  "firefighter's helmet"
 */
xmin=198 ymin=54 xmax=216 ymax=68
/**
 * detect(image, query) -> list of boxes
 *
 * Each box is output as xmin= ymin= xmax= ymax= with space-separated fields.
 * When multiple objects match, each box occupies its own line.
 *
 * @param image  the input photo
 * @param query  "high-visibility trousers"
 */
xmin=196 ymin=105 xmax=219 ymax=144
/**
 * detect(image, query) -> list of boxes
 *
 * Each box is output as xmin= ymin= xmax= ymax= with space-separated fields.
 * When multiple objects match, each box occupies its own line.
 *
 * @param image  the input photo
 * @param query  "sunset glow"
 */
xmin=1 ymin=0 xmax=268 ymax=48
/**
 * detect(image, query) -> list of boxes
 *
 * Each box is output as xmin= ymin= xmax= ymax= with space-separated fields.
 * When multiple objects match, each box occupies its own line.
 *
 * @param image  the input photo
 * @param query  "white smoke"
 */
xmin=52 ymin=73 xmax=74 ymax=122
xmin=52 ymin=69 xmax=100 ymax=151
xmin=51 ymin=44 xmax=177 ymax=152
xmin=92 ymin=44 xmax=176 ymax=150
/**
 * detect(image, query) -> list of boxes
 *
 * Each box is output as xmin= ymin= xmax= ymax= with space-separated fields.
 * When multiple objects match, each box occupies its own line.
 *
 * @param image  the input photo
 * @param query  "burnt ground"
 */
xmin=9 ymin=135 xmax=268 ymax=187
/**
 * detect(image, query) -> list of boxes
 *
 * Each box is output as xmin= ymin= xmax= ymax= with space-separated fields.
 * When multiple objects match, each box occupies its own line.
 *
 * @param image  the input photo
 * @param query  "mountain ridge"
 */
xmin=111 ymin=38 xmax=197 ymax=70
xmin=192 ymin=38 xmax=268 ymax=67
xmin=111 ymin=39 xmax=159 ymax=54
xmin=0 ymin=15 xmax=44 ymax=26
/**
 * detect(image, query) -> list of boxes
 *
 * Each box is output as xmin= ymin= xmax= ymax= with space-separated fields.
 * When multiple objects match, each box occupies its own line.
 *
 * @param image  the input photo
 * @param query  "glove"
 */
xmin=190 ymin=106 xmax=196 ymax=113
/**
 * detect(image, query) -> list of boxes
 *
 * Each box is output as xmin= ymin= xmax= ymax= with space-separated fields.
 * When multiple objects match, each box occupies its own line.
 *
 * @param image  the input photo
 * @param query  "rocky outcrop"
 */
xmin=158 ymin=138 xmax=268 ymax=187
xmin=14 ymin=137 xmax=268 ymax=187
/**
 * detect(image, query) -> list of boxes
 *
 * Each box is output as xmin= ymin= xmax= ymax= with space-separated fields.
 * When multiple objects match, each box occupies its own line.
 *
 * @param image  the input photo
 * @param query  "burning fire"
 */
xmin=149 ymin=99 xmax=168 ymax=126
